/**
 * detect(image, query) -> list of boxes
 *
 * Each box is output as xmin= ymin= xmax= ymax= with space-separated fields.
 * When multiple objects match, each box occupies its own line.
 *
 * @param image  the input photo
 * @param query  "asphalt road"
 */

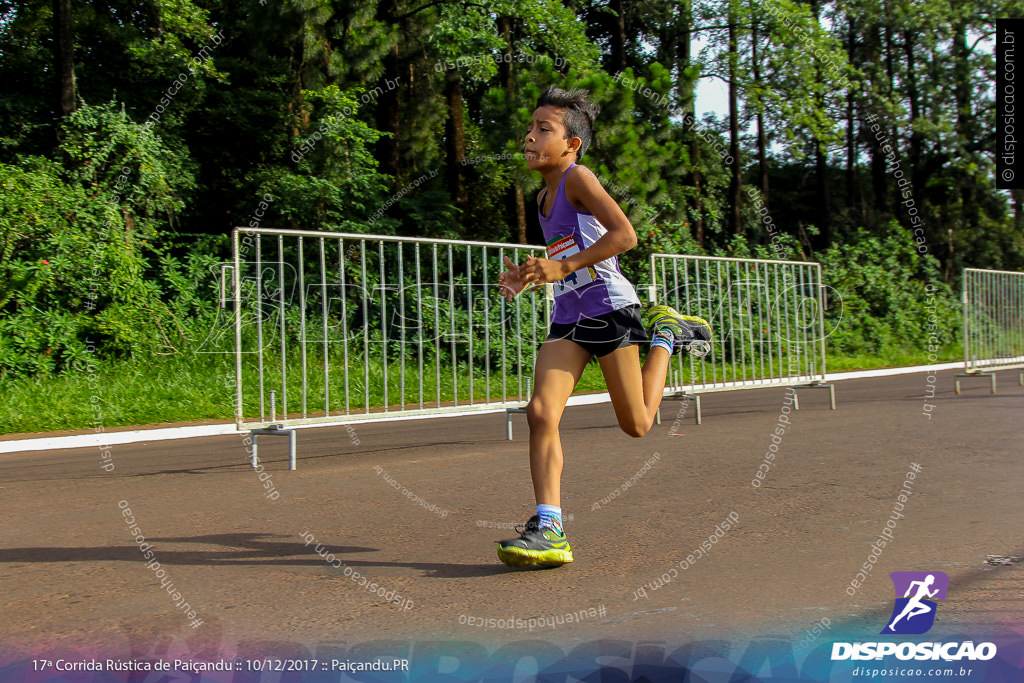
xmin=1 ymin=367 xmax=1022 ymax=672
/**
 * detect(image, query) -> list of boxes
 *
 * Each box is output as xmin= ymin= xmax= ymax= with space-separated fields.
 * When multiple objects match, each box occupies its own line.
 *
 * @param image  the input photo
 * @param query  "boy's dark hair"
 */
xmin=536 ymin=87 xmax=599 ymax=161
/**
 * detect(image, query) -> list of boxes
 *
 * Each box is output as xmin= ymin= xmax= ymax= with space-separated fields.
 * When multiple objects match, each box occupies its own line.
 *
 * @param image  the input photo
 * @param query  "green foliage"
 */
xmin=0 ymin=101 xmax=206 ymax=378
xmin=619 ymin=202 xmax=707 ymax=284
xmin=751 ymin=0 xmax=849 ymax=156
xmin=1 ymin=160 xmax=124 ymax=374
xmin=61 ymin=99 xmax=197 ymax=217
xmin=265 ymin=86 xmax=392 ymax=232
xmin=817 ymin=223 xmax=959 ymax=357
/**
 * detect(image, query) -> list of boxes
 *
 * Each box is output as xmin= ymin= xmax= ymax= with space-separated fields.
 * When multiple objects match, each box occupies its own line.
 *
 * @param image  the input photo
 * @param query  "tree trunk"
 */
xmin=53 ymin=0 xmax=76 ymax=120
xmin=691 ymin=122 xmax=705 ymax=249
xmin=498 ymin=15 xmax=527 ymax=243
xmin=953 ymin=20 xmax=974 ymax=154
xmin=866 ymin=23 xmax=887 ymax=218
xmin=869 ymin=117 xmax=887 ymax=217
xmin=810 ymin=0 xmax=830 ymax=245
xmin=676 ymin=0 xmax=695 ymax=115
xmin=950 ymin=20 xmax=974 ymax=279
xmin=515 ymin=183 xmax=527 ymax=244
xmin=1014 ymin=189 xmax=1024 ymax=236
xmin=374 ymin=0 xmax=401 ymax=182
xmin=881 ymin=9 xmax=898 ymax=220
xmin=609 ymin=0 xmax=627 ymax=73
xmin=904 ymin=30 xmax=924 ymax=197
xmin=444 ymin=72 xmax=468 ymax=217
xmin=727 ymin=1 xmax=742 ymax=237
xmin=845 ymin=17 xmax=858 ymax=218
xmin=676 ymin=0 xmax=704 ymax=247
xmin=750 ymin=0 xmax=768 ymax=207
xmin=816 ymin=143 xmax=832 ymax=246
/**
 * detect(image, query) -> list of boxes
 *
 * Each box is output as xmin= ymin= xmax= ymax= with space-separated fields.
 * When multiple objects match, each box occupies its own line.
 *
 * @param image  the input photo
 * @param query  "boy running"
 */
xmin=497 ymin=87 xmax=711 ymax=568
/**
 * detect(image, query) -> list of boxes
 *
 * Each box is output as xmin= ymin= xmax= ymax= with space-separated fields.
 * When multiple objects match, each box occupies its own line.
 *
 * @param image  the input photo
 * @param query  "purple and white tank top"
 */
xmin=538 ymin=164 xmax=640 ymax=324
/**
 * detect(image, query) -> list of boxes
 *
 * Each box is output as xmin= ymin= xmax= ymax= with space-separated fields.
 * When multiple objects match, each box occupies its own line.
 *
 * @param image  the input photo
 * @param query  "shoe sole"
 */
xmin=497 ymin=545 xmax=574 ymax=568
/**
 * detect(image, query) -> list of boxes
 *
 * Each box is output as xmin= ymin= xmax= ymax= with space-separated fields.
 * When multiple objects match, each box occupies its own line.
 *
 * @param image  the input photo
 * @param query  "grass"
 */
xmin=823 ymin=344 xmax=961 ymax=373
xmin=0 ymin=343 xmax=963 ymax=436
xmin=1 ymin=351 xmax=237 ymax=435
xmin=0 ymin=346 xmax=550 ymax=434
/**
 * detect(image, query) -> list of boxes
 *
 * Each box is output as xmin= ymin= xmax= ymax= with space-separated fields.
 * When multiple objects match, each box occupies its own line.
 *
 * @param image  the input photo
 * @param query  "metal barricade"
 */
xmin=648 ymin=254 xmax=835 ymax=418
xmin=955 ymin=268 xmax=1024 ymax=394
xmin=230 ymin=228 xmax=549 ymax=465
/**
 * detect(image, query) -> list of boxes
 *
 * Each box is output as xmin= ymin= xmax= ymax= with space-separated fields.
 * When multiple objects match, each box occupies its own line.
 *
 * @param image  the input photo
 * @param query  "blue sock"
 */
xmin=650 ymin=328 xmax=674 ymax=354
xmin=537 ymin=504 xmax=563 ymax=534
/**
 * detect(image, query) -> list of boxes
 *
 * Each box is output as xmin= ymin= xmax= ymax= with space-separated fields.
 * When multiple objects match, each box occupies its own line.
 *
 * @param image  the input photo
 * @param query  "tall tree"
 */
xmin=372 ymin=0 xmax=401 ymax=181
xmin=809 ymin=0 xmax=832 ymax=244
xmin=844 ymin=13 xmax=860 ymax=222
xmin=52 ymin=0 xmax=76 ymax=121
xmin=749 ymin=0 xmax=769 ymax=207
xmin=496 ymin=14 xmax=527 ymax=243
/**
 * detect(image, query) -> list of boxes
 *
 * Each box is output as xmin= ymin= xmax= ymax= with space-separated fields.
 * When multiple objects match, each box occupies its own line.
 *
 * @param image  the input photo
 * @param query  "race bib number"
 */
xmin=546 ymin=235 xmax=598 ymax=296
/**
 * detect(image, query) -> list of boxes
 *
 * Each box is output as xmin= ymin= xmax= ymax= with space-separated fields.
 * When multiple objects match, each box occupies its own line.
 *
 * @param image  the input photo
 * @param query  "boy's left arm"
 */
xmin=519 ymin=166 xmax=637 ymax=286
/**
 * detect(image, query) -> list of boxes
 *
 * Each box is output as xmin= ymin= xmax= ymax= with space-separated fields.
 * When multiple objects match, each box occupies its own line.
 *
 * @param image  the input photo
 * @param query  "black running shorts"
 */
xmin=546 ymin=304 xmax=648 ymax=358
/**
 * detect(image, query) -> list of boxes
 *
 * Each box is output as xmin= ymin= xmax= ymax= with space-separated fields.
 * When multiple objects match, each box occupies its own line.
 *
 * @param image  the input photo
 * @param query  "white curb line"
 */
xmin=0 ymin=362 xmax=976 ymax=455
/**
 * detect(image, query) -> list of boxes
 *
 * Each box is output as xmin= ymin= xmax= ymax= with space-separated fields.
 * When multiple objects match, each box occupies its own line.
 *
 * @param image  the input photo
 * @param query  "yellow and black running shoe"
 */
xmin=644 ymin=304 xmax=713 ymax=357
xmin=497 ymin=515 xmax=573 ymax=568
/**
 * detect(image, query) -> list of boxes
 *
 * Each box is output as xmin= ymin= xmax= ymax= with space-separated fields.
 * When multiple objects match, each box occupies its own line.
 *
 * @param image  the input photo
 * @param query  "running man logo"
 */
xmin=881 ymin=571 xmax=949 ymax=635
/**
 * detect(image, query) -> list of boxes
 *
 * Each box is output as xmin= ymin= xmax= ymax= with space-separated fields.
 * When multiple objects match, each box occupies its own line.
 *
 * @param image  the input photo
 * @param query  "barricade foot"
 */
xmin=250 ymin=424 xmax=297 ymax=470
xmin=661 ymin=393 xmax=701 ymax=430
xmin=955 ymin=372 xmax=996 ymax=395
xmin=506 ymin=407 xmax=527 ymax=440
xmin=792 ymin=382 xmax=836 ymax=410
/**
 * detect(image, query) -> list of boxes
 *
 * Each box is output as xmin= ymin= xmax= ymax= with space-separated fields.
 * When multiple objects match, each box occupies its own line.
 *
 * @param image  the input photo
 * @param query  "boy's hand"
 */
xmin=519 ymin=255 xmax=569 ymax=288
xmin=499 ymin=255 xmax=528 ymax=302
xmin=499 ymin=255 xmax=571 ymax=301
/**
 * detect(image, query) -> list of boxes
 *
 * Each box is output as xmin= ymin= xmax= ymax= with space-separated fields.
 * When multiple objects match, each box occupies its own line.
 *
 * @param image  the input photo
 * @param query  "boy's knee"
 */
xmin=619 ymin=417 xmax=650 ymax=438
xmin=526 ymin=399 xmax=558 ymax=430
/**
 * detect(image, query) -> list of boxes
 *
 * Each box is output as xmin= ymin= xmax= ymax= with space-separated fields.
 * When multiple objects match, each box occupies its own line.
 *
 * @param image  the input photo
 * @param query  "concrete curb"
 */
xmin=0 ymin=362 xmax=970 ymax=455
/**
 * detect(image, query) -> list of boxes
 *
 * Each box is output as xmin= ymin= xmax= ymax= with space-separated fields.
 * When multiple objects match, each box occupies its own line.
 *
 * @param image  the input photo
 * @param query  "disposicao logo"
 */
xmin=831 ymin=570 xmax=997 ymax=662
xmin=882 ymin=571 xmax=948 ymax=635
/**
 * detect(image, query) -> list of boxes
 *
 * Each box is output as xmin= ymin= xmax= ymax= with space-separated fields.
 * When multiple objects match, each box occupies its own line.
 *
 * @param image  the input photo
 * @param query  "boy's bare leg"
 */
xmin=527 ymin=339 xmax=592 ymax=507
xmin=598 ymin=344 xmax=671 ymax=438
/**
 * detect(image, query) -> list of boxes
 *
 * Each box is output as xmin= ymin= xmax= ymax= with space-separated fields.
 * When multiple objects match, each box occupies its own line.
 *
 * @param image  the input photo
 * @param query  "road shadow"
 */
xmin=0 ymin=532 xmax=510 ymax=578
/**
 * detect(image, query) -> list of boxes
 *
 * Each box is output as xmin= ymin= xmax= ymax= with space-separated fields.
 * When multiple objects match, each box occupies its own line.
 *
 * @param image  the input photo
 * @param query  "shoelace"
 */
xmin=514 ymin=519 xmax=540 ymax=537
xmin=512 ymin=518 xmax=544 ymax=540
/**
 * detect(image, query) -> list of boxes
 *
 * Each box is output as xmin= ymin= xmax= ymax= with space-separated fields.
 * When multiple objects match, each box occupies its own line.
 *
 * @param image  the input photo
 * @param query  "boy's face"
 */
xmin=524 ymin=105 xmax=579 ymax=170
